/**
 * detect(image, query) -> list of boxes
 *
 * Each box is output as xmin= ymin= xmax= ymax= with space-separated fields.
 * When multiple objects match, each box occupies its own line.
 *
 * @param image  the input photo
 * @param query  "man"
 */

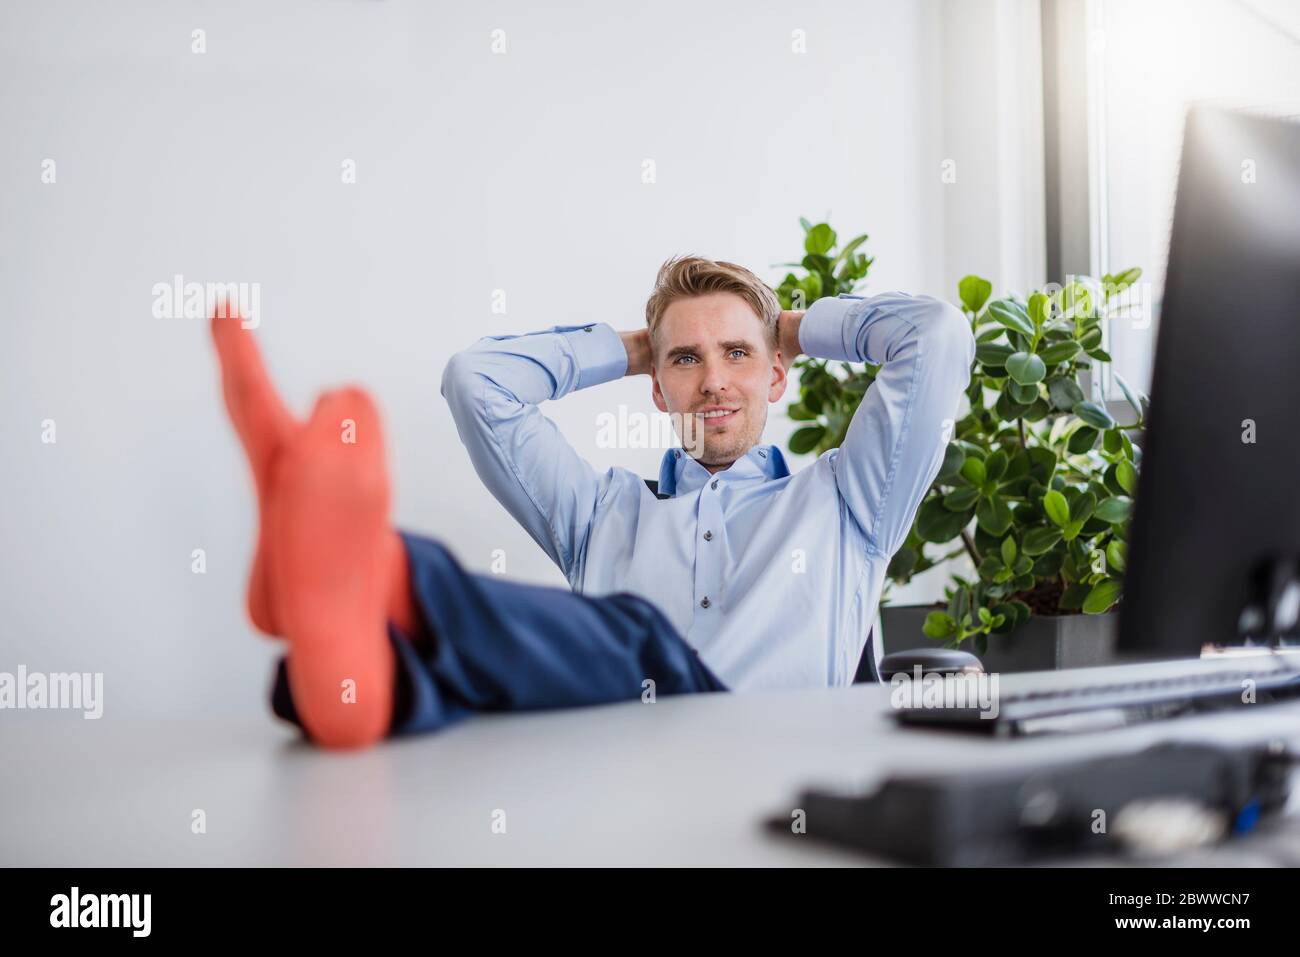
xmin=212 ymin=257 xmax=973 ymax=749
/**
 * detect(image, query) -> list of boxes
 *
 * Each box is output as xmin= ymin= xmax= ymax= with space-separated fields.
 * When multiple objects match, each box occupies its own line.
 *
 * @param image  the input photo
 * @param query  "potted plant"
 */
xmin=776 ymin=219 xmax=1147 ymax=672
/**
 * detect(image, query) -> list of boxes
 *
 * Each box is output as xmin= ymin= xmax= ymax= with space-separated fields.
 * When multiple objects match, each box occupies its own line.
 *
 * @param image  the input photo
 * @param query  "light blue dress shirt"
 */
xmin=440 ymin=291 xmax=975 ymax=691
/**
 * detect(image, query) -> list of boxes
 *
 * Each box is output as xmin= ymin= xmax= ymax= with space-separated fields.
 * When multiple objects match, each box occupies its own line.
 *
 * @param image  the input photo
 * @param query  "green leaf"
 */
xmin=1112 ymin=371 xmax=1148 ymax=425
xmin=1028 ymin=292 xmax=1051 ymax=328
xmin=1067 ymin=426 xmax=1099 ymax=454
xmin=787 ymin=402 xmax=816 ymax=421
xmin=1033 ymin=550 xmax=1064 ymax=577
xmin=976 ymin=496 xmax=1013 ymax=536
xmin=1103 ymin=267 xmax=1142 ymax=294
xmin=991 ymin=603 xmax=1018 ymax=634
xmin=995 ymin=391 xmax=1034 ymax=421
xmin=1002 ymin=451 xmax=1031 ymax=483
xmin=1006 ymin=351 xmax=1047 ymax=385
xmin=976 ymin=342 xmax=1014 ymax=367
xmin=960 ymin=457 xmax=987 ymax=486
xmin=1026 ymin=396 xmax=1052 ymax=422
xmin=1082 ymin=579 xmax=1122 ymax=614
xmin=1043 ymin=489 xmax=1070 ymax=527
xmin=1008 ymin=380 xmax=1039 ymax=405
xmin=1022 ymin=525 xmax=1063 ymax=555
xmin=948 ymin=588 xmax=970 ymax=627
xmin=804 ymin=223 xmax=836 ymax=256
xmin=789 ymin=425 xmax=825 ymax=455
xmin=982 ymin=562 xmax=1007 ymax=584
xmin=1079 ymin=326 xmax=1103 ymax=351
xmin=1048 ymin=376 xmax=1086 ymax=411
xmin=986 ymin=299 xmax=1035 ymax=339
xmin=1093 ymin=496 xmax=1132 ymax=524
xmin=799 ymin=217 xmax=813 ymax=234
xmin=1116 ymin=459 xmax=1138 ymax=495
xmin=958 ymin=275 xmax=993 ymax=314
xmin=1074 ymin=401 xmax=1116 ymax=430
xmin=1059 ymin=582 xmax=1091 ymax=610
xmin=1000 ymin=536 xmax=1017 ymax=566
xmin=1106 ymin=539 xmax=1128 ymax=574
xmin=1039 ymin=340 xmax=1081 ymax=365
xmin=798 ymin=271 xmax=824 ymax=302
xmin=984 ymin=449 xmax=1008 ymax=482
xmin=917 ymin=499 xmax=972 ymax=543
xmin=923 ymin=611 xmax=957 ymax=639
xmin=942 ymin=486 xmax=981 ymax=511
xmin=937 ymin=442 xmax=966 ymax=481
xmin=1062 ymin=519 xmax=1086 ymax=541
xmin=830 ymin=234 xmax=869 ymax=271
xmin=1103 ymin=428 xmax=1123 ymax=454
xmin=1027 ymin=446 xmax=1058 ymax=482
xmin=888 ymin=545 xmax=920 ymax=580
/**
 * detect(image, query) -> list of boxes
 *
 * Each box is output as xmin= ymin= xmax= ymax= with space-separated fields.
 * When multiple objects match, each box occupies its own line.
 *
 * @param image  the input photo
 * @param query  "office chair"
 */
xmin=641 ymin=479 xmax=982 ymax=683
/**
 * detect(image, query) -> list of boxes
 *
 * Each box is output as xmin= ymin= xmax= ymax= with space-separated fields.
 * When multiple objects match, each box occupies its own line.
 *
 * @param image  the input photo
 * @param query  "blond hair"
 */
xmin=644 ymin=256 xmax=781 ymax=352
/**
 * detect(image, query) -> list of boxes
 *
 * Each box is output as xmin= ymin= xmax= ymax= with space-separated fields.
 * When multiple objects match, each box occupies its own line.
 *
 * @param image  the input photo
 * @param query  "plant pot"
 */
xmin=879 ymin=603 xmax=1119 ymax=673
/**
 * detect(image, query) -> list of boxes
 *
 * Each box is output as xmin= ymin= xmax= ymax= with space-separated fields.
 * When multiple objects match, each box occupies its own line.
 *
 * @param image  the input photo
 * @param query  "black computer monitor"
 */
xmin=1119 ymin=107 xmax=1300 ymax=660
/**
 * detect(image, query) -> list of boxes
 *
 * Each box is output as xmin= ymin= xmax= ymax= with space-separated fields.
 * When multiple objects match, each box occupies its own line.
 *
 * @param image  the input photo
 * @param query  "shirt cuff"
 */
xmin=798 ymin=294 xmax=867 ymax=363
xmin=559 ymin=322 xmax=629 ymax=391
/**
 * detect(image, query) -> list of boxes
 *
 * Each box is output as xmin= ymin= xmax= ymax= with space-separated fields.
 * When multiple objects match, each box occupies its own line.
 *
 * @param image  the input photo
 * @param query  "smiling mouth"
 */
xmin=697 ymin=408 xmax=739 ymax=426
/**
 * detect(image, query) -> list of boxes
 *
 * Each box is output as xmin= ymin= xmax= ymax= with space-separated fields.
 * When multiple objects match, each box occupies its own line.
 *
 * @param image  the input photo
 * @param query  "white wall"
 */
xmin=1 ymin=0 xmax=996 ymax=718
xmin=887 ymin=0 xmax=1048 ymax=608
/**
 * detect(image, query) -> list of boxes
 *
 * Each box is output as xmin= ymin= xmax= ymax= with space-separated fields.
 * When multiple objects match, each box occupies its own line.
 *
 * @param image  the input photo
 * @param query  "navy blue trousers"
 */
xmin=271 ymin=532 xmax=729 ymax=739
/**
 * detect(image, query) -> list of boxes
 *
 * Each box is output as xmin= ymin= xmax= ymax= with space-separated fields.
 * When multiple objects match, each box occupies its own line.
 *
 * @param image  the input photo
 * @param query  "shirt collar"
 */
xmin=656 ymin=443 xmax=789 ymax=497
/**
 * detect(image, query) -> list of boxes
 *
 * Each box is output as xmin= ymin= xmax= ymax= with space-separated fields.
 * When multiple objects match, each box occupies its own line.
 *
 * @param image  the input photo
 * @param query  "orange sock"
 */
xmin=270 ymin=388 xmax=403 ymax=749
xmin=211 ymin=310 xmax=295 ymax=637
xmin=211 ymin=309 xmax=419 ymax=643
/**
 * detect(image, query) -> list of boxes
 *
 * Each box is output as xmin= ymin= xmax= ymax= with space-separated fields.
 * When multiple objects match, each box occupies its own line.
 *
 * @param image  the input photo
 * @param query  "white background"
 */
xmin=2 ymin=0 xmax=1045 ymax=718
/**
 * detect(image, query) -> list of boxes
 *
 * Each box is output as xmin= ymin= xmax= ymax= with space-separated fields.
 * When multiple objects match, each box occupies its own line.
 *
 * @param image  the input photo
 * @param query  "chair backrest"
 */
xmin=854 ymin=628 xmax=881 ymax=683
xmin=643 ymin=479 xmax=670 ymax=500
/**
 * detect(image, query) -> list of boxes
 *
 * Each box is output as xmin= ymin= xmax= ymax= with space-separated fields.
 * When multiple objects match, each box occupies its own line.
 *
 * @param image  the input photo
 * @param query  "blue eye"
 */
xmin=730 ymin=350 xmax=747 ymax=359
xmin=675 ymin=355 xmax=697 ymax=365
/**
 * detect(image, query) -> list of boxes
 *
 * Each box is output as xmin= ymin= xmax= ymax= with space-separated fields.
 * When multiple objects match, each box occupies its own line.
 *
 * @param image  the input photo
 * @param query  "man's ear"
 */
xmin=768 ymin=352 xmax=789 ymax=403
xmin=651 ymin=367 xmax=669 ymax=413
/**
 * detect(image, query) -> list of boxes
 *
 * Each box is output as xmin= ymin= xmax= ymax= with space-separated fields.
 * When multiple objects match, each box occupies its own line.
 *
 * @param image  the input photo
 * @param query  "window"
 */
xmin=1088 ymin=0 xmax=1300 ymax=396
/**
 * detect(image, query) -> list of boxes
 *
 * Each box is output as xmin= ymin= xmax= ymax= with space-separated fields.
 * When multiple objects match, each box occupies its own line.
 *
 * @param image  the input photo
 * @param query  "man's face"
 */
xmin=651 ymin=292 xmax=789 ymax=471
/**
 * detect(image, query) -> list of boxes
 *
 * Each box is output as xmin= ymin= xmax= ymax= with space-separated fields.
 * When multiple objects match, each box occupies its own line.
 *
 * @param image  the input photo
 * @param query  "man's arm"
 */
xmin=440 ymin=322 xmax=630 ymax=577
xmin=794 ymin=292 xmax=976 ymax=559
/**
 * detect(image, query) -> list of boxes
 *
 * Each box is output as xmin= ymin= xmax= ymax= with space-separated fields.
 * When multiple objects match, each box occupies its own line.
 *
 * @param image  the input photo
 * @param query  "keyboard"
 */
xmin=893 ymin=653 xmax=1300 ymax=737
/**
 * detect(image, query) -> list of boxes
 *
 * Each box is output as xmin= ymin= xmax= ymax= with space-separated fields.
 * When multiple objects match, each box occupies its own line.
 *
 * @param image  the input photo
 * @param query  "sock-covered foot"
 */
xmin=269 ymin=388 xmax=402 ymax=749
xmin=211 ymin=306 xmax=296 ymax=636
xmin=211 ymin=307 xmax=418 ymax=643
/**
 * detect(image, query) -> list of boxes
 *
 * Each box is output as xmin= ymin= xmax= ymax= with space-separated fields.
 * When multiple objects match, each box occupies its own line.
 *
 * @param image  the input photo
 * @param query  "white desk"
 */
xmin=3 ymin=677 xmax=1299 ymax=866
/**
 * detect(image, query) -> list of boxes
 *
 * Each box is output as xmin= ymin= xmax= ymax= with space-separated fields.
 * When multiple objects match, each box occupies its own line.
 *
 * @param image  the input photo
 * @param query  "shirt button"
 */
xmin=757 ymin=449 xmax=767 ymax=458
xmin=711 ymin=479 xmax=719 ymax=490
xmin=703 ymin=530 xmax=713 ymax=541
xmin=582 ymin=325 xmax=593 ymax=332
xmin=700 ymin=597 xmax=711 ymax=609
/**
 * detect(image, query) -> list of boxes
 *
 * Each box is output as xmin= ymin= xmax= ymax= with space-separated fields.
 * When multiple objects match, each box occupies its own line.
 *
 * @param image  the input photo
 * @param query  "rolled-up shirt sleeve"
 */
xmin=800 ymin=292 xmax=975 ymax=560
xmin=441 ymin=322 xmax=628 ymax=576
